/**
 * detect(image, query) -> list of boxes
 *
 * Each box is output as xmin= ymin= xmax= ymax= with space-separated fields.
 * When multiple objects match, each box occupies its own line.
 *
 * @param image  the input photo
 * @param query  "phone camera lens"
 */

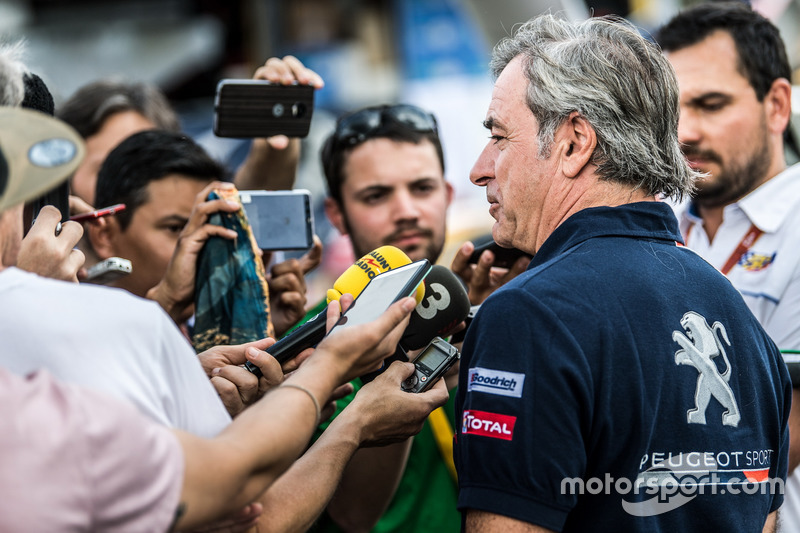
xmin=272 ymin=103 xmax=285 ymax=117
xmin=291 ymin=103 xmax=307 ymax=118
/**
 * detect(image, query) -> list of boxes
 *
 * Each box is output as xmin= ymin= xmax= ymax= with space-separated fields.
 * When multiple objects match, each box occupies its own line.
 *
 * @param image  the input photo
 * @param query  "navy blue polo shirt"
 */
xmin=454 ymin=202 xmax=790 ymax=532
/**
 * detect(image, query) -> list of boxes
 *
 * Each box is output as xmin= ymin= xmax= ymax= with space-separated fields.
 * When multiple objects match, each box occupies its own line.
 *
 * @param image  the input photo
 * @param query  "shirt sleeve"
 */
xmin=153 ymin=306 xmax=233 ymax=438
xmin=455 ymin=288 xmax=594 ymax=531
xmin=0 ymin=369 xmax=184 ymax=533
xmin=81 ymin=384 xmax=186 ymax=531
xmin=766 ymin=258 xmax=800 ymax=350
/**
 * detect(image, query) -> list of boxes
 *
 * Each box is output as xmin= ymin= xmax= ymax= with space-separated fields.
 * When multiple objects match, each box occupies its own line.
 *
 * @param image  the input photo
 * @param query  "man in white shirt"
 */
xmin=657 ymin=3 xmax=800 ymax=530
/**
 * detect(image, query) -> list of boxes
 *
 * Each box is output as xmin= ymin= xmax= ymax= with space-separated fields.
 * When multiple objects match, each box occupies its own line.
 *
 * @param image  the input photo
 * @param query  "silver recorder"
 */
xmin=401 ymin=336 xmax=460 ymax=393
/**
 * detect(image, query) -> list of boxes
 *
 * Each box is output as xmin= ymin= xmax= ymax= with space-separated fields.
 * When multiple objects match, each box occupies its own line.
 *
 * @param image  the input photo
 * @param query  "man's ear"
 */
xmin=764 ymin=77 xmax=793 ymax=136
xmin=324 ymin=197 xmax=348 ymax=236
xmin=444 ymin=180 xmax=455 ymax=208
xmin=86 ymin=217 xmax=118 ymax=260
xmin=560 ymin=111 xmax=597 ymax=179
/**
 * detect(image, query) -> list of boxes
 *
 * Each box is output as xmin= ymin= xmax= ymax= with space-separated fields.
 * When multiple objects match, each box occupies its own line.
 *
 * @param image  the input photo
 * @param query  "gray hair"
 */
xmin=58 ymin=78 xmax=180 ymax=139
xmin=490 ymin=14 xmax=697 ymax=201
xmin=0 ymin=41 xmax=28 ymax=107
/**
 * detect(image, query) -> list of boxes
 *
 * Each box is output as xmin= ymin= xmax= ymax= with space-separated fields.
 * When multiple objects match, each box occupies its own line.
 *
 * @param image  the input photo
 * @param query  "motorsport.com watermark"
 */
xmin=561 ymin=467 xmax=784 ymax=516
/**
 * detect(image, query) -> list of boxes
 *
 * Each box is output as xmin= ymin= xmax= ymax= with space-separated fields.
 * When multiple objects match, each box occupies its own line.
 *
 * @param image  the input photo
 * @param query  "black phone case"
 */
xmin=468 ymin=240 xmax=532 ymax=269
xmin=213 ymin=80 xmax=315 ymax=138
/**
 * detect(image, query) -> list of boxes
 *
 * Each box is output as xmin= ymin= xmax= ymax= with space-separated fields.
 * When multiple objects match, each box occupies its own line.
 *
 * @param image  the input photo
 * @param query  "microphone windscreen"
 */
xmin=327 ymin=245 xmax=413 ymax=303
xmin=401 ymin=265 xmax=470 ymax=350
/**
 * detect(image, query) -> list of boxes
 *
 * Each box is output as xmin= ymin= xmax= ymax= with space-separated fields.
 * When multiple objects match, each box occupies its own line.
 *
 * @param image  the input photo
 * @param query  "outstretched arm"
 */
xmin=251 ymin=362 xmax=449 ymax=533
xmin=170 ymin=296 xmax=418 ymax=530
xmin=233 ymin=56 xmax=324 ymax=192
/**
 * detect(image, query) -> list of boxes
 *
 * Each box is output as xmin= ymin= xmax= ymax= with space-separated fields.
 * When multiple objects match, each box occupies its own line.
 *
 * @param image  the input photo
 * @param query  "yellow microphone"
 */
xmin=327 ymin=245 xmax=425 ymax=304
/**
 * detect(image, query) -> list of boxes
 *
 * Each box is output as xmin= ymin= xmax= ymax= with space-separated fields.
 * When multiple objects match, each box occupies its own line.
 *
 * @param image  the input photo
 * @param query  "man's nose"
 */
xmin=677 ymin=109 xmax=702 ymax=146
xmin=470 ymin=143 xmax=495 ymax=187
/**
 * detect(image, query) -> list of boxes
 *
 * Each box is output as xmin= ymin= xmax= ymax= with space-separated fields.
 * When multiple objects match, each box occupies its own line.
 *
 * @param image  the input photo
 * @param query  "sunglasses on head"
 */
xmin=333 ymin=104 xmax=439 ymax=147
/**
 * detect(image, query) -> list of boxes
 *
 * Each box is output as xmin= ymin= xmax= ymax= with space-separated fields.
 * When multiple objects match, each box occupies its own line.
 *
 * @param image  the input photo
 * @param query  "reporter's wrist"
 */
xmin=326 ymin=403 xmax=368 ymax=447
xmin=294 ymin=351 xmax=350 ymax=390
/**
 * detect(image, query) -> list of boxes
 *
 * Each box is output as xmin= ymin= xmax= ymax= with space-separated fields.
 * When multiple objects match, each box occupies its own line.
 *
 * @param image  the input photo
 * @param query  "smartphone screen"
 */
xmin=240 ymin=189 xmax=314 ymax=251
xmin=331 ymin=259 xmax=432 ymax=333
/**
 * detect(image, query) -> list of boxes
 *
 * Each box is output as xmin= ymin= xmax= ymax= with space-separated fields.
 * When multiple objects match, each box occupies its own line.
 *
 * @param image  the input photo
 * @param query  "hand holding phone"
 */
xmin=330 ymin=260 xmax=432 ymax=333
xmin=468 ymin=240 xmax=532 ymax=269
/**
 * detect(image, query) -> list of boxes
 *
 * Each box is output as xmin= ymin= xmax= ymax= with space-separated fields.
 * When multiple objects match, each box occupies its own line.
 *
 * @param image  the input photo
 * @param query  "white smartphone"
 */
xmin=330 ymin=259 xmax=432 ymax=333
xmin=239 ymin=189 xmax=314 ymax=251
xmin=83 ymin=257 xmax=132 ymax=285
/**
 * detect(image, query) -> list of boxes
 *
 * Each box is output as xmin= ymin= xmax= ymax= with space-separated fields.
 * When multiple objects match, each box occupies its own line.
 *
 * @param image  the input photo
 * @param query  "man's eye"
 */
xmin=490 ymin=135 xmax=505 ymax=144
xmin=362 ymin=192 xmax=386 ymax=204
xmin=165 ymin=224 xmax=184 ymax=234
xmin=700 ymin=100 xmax=726 ymax=112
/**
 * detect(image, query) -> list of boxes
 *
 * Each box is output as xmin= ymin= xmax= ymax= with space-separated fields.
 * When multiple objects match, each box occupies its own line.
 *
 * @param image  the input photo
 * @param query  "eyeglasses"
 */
xmin=333 ymin=104 xmax=439 ymax=147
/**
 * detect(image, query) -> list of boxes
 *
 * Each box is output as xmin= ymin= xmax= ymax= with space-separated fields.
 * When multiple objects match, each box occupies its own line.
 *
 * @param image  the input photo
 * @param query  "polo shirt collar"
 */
xmin=531 ymin=201 xmax=682 ymax=267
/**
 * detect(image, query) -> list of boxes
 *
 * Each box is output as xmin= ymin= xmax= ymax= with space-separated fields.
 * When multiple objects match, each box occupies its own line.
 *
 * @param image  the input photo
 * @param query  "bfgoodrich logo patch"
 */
xmin=468 ymin=367 xmax=525 ymax=398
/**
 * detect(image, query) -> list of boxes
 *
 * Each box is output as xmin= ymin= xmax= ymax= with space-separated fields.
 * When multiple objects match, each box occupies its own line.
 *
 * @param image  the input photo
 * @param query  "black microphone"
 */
xmin=448 ymin=304 xmax=480 ymax=345
xmin=247 ymin=308 xmax=328 ymax=374
xmin=360 ymin=265 xmax=471 ymax=383
xmin=401 ymin=265 xmax=471 ymax=350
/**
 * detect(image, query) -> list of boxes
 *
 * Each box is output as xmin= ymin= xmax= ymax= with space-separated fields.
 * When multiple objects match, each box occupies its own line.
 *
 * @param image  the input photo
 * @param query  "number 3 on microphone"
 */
xmin=415 ymin=283 xmax=451 ymax=319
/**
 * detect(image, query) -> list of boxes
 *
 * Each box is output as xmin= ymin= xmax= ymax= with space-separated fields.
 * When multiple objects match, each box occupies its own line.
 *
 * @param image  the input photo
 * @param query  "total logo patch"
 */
xmin=468 ymin=367 xmax=525 ymax=397
xmin=462 ymin=410 xmax=516 ymax=441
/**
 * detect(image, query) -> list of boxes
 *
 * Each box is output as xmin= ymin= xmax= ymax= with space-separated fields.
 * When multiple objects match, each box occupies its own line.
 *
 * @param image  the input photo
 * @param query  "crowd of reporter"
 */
xmin=2 ymin=2 xmax=800 ymax=532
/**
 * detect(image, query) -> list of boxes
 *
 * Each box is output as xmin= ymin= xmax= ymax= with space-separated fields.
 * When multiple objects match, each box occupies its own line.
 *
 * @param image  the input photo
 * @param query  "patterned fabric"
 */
xmin=192 ymin=188 xmax=273 ymax=352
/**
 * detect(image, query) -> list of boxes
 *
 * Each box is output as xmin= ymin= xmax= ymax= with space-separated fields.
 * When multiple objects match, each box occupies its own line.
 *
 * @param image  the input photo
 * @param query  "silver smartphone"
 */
xmin=83 ymin=257 xmax=132 ymax=285
xmin=240 ymin=189 xmax=315 ymax=251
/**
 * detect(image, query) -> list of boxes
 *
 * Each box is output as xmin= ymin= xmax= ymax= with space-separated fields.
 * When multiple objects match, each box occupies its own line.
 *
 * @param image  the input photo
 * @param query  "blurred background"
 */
xmin=3 ymin=0 xmax=800 ymax=300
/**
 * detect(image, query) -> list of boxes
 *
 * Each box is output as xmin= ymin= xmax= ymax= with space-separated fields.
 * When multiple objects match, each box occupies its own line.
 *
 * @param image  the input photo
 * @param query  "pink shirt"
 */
xmin=0 ymin=368 xmax=184 ymax=532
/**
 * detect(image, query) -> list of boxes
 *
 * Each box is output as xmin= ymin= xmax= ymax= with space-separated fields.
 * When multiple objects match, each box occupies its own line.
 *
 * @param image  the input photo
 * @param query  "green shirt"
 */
xmin=299 ymin=299 xmax=460 ymax=532
xmin=312 ymin=383 xmax=460 ymax=533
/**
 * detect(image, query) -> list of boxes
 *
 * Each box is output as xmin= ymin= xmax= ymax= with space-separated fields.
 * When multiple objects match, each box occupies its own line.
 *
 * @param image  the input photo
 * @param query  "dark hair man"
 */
xmin=88 ymin=130 xmax=230 ymax=298
xmin=58 ymin=79 xmax=181 ymax=204
xmin=657 ymin=3 xmax=800 ymax=531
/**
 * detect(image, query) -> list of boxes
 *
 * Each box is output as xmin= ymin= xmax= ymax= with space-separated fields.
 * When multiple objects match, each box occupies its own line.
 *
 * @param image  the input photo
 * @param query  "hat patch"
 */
xmin=28 ymin=138 xmax=78 ymax=168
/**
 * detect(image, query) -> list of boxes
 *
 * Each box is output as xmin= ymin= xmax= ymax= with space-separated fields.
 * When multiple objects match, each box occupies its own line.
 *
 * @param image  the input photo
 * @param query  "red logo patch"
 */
xmin=462 ymin=410 xmax=516 ymax=441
